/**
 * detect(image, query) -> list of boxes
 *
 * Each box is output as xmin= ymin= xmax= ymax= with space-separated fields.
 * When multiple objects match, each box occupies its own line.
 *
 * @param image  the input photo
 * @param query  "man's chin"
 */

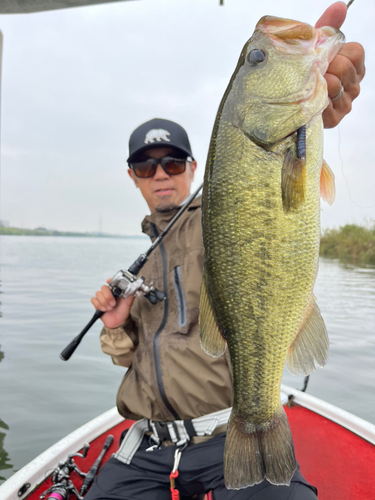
xmin=155 ymin=201 xmax=179 ymax=213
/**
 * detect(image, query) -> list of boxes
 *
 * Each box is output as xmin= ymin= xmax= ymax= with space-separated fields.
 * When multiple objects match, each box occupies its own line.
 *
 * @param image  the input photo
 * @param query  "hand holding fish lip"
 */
xmin=315 ymin=1 xmax=366 ymax=128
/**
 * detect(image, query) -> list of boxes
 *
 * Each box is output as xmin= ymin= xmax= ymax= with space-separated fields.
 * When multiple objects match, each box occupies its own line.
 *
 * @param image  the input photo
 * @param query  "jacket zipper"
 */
xmin=151 ymin=223 xmax=180 ymax=420
xmin=173 ymin=266 xmax=187 ymax=328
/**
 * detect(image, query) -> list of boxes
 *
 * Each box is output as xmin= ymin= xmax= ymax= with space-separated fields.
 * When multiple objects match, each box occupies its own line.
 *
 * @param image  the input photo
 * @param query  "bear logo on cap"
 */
xmin=144 ymin=129 xmax=171 ymax=144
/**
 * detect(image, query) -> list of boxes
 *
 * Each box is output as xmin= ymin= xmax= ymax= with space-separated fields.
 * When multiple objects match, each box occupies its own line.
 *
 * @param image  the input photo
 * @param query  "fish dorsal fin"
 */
xmin=320 ymin=159 xmax=336 ymax=205
xmin=281 ymin=148 xmax=306 ymax=213
xmin=199 ymin=275 xmax=227 ymax=357
xmin=286 ymin=295 xmax=329 ymax=375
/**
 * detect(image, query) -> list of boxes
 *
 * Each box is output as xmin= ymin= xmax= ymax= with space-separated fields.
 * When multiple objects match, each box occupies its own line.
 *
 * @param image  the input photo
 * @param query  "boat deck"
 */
xmin=285 ymin=403 xmax=375 ymax=500
xmin=22 ymin=402 xmax=375 ymax=500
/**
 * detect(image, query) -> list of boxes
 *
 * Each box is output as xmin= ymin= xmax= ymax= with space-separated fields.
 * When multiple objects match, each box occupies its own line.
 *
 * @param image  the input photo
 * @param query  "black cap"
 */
xmin=127 ymin=118 xmax=194 ymax=163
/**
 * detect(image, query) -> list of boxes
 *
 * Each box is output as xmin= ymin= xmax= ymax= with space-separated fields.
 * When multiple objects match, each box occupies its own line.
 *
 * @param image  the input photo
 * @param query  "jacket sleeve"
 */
xmin=100 ymin=316 xmax=139 ymax=368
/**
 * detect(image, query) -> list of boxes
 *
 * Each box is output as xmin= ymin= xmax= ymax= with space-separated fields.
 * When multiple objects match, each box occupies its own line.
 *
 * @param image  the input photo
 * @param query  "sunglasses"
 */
xmin=130 ymin=156 xmax=189 ymax=178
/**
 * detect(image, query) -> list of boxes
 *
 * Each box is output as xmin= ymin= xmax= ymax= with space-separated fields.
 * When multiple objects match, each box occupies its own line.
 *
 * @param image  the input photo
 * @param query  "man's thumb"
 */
xmin=315 ymin=2 xmax=347 ymax=29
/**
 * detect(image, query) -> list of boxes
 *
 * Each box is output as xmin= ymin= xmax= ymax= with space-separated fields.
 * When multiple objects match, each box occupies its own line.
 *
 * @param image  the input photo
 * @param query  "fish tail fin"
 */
xmin=199 ymin=273 xmax=227 ymax=357
xmin=286 ymin=295 xmax=329 ymax=375
xmin=224 ymin=407 xmax=296 ymax=489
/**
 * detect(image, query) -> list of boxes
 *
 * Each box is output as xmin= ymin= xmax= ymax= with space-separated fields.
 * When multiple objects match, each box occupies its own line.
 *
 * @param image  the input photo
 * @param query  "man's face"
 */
xmin=128 ymin=147 xmax=197 ymax=213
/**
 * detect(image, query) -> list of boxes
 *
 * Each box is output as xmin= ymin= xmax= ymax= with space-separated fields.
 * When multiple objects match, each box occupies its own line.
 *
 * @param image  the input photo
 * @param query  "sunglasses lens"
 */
xmin=163 ymin=159 xmax=186 ymax=175
xmin=132 ymin=161 xmax=157 ymax=178
xmin=131 ymin=157 xmax=187 ymax=177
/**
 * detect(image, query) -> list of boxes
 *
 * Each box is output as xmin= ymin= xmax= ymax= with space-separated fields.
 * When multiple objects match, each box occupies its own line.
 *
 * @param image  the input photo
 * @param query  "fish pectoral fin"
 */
xmin=286 ymin=295 xmax=329 ymax=375
xmin=320 ymin=159 xmax=336 ymax=205
xmin=281 ymin=148 xmax=306 ymax=213
xmin=199 ymin=275 xmax=227 ymax=357
xmin=224 ymin=408 xmax=296 ymax=489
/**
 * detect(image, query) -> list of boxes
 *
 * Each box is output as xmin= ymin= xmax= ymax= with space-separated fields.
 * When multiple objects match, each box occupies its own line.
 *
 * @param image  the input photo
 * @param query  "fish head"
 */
xmin=230 ymin=16 xmax=345 ymax=148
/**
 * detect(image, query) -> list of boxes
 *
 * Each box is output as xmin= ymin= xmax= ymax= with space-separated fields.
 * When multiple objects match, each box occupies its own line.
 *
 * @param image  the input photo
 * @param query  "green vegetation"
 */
xmin=0 ymin=227 xmax=144 ymax=239
xmin=320 ymin=223 xmax=375 ymax=266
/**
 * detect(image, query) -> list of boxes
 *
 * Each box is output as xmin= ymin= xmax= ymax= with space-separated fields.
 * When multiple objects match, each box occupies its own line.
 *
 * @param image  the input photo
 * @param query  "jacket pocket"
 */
xmin=173 ymin=265 xmax=187 ymax=328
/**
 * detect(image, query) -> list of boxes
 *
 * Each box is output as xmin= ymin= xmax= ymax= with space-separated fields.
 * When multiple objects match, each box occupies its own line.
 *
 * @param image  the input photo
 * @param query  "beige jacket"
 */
xmin=100 ymin=197 xmax=233 ymax=421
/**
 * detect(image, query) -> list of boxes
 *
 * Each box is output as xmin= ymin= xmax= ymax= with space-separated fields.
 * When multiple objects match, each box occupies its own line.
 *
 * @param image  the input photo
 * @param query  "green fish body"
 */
xmin=199 ymin=17 xmax=344 ymax=489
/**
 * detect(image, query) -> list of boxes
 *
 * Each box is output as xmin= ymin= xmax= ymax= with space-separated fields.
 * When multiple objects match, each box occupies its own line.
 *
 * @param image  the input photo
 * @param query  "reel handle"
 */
xmin=145 ymin=287 xmax=166 ymax=304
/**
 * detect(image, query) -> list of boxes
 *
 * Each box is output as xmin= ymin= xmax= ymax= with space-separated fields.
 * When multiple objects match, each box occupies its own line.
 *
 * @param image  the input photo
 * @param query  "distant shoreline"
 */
xmin=320 ymin=223 xmax=375 ymax=266
xmin=0 ymin=227 xmax=146 ymax=239
xmin=2 ymin=224 xmax=374 ymax=266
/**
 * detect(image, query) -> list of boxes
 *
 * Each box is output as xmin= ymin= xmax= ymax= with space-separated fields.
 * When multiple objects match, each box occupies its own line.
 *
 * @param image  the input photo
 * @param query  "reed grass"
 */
xmin=320 ymin=222 xmax=375 ymax=266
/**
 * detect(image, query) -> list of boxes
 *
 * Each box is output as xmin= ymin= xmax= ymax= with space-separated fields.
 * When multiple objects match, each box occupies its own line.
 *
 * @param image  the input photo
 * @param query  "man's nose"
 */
xmin=153 ymin=163 xmax=169 ymax=179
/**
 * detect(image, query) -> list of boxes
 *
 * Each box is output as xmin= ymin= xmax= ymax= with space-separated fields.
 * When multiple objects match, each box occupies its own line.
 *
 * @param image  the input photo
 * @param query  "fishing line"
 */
xmin=335 ymin=0 xmax=374 ymax=210
xmin=337 ymin=126 xmax=375 ymax=209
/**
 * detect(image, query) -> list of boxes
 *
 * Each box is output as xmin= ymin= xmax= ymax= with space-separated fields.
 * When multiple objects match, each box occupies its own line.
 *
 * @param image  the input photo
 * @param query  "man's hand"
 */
xmin=91 ymin=280 xmax=135 ymax=329
xmin=316 ymin=1 xmax=365 ymax=128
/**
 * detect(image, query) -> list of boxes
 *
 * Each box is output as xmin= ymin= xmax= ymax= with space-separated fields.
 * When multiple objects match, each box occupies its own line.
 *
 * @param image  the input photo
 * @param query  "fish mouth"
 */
xmin=257 ymin=17 xmax=344 ymax=60
xmin=256 ymin=16 xmax=314 ymax=37
xmin=315 ymin=26 xmax=345 ymax=64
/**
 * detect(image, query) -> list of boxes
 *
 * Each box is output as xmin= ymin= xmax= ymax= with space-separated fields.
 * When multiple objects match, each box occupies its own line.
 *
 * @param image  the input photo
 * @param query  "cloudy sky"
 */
xmin=0 ymin=0 xmax=374 ymax=235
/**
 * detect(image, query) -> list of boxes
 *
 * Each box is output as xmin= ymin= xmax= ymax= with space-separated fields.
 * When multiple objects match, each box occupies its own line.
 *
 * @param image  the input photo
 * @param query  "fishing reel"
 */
xmin=60 ymin=269 xmax=165 ymax=361
xmin=109 ymin=269 xmax=165 ymax=304
xmin=40 ymin=444 xmax=90 ymax=500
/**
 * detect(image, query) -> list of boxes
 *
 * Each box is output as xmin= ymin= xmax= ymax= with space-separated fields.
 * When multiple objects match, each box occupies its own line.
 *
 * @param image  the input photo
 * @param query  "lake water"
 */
xmin=0 ymin=235 xmax=374 ymax=484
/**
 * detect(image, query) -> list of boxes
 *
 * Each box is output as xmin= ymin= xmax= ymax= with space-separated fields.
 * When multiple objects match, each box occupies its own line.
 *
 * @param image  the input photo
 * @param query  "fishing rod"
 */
xmin=60 ymin=182 xmax=203 ymax=361
xmin=80 ymin=435 xmax=114 ymax=496
xmin=221 ymin=0 xmax=355 ymax=7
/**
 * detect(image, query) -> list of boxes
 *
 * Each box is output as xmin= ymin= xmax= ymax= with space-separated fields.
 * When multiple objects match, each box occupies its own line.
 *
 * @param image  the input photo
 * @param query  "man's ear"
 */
xmin=190 ymin=161 xmax=197 ymax=180
xmin=128 ymin=168 xmax=139 ymax=188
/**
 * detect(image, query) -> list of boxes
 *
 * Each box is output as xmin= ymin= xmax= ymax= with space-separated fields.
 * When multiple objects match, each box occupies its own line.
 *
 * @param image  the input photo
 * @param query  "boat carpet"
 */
xmin=285 ymin=403 xmax=375 ymax=500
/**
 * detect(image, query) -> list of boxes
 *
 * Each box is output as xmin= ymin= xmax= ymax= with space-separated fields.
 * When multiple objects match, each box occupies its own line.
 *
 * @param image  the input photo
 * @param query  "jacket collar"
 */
xmin=141 ymin=195 xmax=201 ymax=238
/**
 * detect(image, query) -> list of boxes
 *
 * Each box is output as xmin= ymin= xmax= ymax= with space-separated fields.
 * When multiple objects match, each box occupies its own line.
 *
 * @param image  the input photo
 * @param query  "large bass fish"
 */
xmin=199 ymin=17 xmax=344 ymax=489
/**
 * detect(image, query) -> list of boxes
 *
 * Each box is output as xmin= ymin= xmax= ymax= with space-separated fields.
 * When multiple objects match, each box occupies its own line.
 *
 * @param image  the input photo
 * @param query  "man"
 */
xmin=88 ymin=4 xmax=365 ymax=499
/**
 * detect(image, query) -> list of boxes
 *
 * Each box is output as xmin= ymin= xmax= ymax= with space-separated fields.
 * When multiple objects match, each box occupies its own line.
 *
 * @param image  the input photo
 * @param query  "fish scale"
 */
xmin=199 ymin=16 xmax=344 ymax=489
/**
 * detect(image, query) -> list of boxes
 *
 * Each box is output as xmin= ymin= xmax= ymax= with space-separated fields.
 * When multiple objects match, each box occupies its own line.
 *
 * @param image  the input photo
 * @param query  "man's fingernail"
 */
xmin=110 ymin=300 xmax=116 ymax=306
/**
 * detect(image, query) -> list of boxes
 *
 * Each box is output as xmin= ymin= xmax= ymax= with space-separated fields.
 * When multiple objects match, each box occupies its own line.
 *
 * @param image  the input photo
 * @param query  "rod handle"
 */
xmin=80 ymin=435 xmax=114 ymax=495
xmin=60 ymin=309 xmax=103 ymax=361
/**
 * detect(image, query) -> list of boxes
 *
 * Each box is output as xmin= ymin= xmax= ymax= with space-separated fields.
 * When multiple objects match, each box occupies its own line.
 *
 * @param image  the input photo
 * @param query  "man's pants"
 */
xmin=85 ymin=433 xmax=318 ymax=500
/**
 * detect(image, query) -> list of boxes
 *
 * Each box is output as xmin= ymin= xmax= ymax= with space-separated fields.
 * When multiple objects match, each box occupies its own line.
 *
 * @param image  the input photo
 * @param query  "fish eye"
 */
xmin=247 ymin=49 xmax=267 ymax=66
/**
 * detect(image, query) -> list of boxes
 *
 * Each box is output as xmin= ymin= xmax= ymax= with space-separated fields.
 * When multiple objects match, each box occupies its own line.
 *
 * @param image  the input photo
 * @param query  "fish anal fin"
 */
xmin=281 ymin=148 xmax=306 ymax=213
xmin=224 ymin=407 xmax=296 ymax=489
xmin=199 ymin=275 xmax=226 ymax=357
xmin=320 ymin=159 xmax=336 ymax=205
xmin=286 ymin=295 xmax=329 ymax=376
